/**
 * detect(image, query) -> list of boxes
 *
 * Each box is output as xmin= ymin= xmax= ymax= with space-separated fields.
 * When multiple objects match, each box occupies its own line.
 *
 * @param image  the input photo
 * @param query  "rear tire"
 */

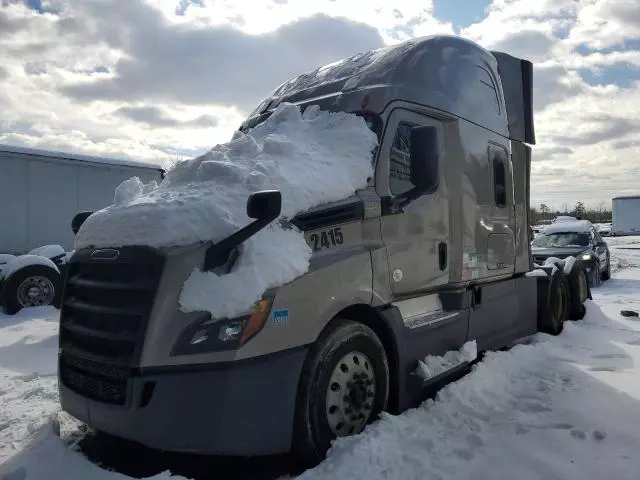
xmin=566 ymin=262 xmax=589 ymax=320
xmin=538 ymin=269 xmax=570 ymax=335
xmin=292 ymin=319 xmax=389 ymax=468
xmin=1 ymin=265 xmax=61 ymax=315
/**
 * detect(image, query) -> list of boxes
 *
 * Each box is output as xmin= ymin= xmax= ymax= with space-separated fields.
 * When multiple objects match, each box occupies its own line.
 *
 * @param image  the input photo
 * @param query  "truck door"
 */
xmin=485 ymin=144 xmax=516 ymax=275
xmin=377 ymin=109 xmax=449 ymax=297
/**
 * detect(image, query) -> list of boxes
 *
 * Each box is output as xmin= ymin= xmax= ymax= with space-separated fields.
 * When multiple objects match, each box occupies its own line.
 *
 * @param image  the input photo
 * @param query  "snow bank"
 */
xmin=0 ymin=307 xmax=60 ymax=463
xmin=74 ymin=103 xmax=377 ymax=318
xmin=299 ymin=299 xmax=640 ymax=480
xmin=0 ymin=417 xmax=184 ymax=480
xmin=416 ymin=341 xmax=477 ymax=380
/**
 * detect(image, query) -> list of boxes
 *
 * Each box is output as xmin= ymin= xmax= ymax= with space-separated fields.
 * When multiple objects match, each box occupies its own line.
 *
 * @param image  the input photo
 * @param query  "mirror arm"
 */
xmin=203 ymin=215 xmax=277 ymax=271
xmin=382 ymin=187 xmax=426 ymax=215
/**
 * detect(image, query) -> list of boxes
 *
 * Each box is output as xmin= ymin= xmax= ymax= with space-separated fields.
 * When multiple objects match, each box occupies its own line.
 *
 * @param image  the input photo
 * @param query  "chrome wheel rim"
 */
xmin=325 ymin=351 xmax=376 ymax=437
xmin=16 ymin=276 xmax=55 ymax=307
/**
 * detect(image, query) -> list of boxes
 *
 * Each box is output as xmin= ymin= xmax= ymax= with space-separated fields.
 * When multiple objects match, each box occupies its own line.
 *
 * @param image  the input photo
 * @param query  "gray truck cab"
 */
xmin=58 ymin=34 xmax=551 ymax=467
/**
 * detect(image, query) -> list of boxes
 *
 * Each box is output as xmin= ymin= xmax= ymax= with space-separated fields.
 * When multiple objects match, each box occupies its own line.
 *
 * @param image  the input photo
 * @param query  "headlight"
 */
xmin=581 ymin=253 xmax=593 ymax=261
xmin=172 ymin=298 xmax=273 ymax=355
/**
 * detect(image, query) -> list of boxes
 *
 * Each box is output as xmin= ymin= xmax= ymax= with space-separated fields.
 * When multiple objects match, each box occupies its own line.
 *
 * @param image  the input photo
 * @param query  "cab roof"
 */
xmin=241 ymin=34 xmax=535 ymax=145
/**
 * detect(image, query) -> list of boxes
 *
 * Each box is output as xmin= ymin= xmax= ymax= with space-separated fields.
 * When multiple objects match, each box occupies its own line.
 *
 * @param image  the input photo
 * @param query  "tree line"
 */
xmin=530 ymin=201 xmax=612 ymax=225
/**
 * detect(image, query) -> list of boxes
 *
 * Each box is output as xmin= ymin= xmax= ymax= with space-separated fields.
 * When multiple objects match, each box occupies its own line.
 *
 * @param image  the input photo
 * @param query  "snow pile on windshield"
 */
xmin=74 ymin=103 xmax=377 ymax=318
xmin=416 ymin=341 xmax=477 ymax=380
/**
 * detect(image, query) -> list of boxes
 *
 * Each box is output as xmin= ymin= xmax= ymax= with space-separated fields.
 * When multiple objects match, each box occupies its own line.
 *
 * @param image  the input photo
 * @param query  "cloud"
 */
xmin=568 ymin=0 xmax=640 ymax=50
xmin=1 ymin=0 xmax=639 ymax=209
xmin=458 ymin=0 xmax=640 ymax=208
xmin=60 ymin=6 xmax=385 ymax=112
xmin=489 ymin=28 xmax=556 ymax=62
xmin=114 ymin=106 xmax=219 ymax=128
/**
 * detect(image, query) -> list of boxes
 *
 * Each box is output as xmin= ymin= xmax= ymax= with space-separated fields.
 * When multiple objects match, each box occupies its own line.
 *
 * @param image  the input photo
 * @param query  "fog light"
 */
xmin=190 ymin=330 xmax=209 ymax=345
xmin=581 ymin=253 xmax=592 ymax=261
xmin=218 ymin=320 xmax=246 ymax=342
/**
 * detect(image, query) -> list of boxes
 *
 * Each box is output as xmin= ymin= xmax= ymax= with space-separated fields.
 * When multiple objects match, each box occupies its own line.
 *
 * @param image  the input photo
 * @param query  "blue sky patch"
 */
xmin=175 ymin=0 xmax=205 ymax=16
xmin=579 ymin=64 xmax=640 ymax=88
xmin=433 ymin=0 xmax=491 ymax=29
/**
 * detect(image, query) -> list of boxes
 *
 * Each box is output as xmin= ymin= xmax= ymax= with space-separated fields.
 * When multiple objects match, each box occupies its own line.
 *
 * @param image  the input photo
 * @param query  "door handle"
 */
xmin=438 ymin=242 xmax=447 ymax=271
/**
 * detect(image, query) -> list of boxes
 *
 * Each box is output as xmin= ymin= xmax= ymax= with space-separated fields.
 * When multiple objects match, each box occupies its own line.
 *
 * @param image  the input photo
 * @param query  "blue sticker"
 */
xmin=272 ymin=309 xmax=289 ymax=324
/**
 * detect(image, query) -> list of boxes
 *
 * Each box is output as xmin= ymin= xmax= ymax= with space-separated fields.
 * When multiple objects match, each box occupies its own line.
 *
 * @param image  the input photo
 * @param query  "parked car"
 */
xmin=531 ymin=220 xmax=610 ymax=287
xmin=553 ymin=215 xmax=579 ymax=223
xmin=0 ymin=244 xmax=71 ymax=315
xmin=597 ymin=223 xmax=612 ymax=237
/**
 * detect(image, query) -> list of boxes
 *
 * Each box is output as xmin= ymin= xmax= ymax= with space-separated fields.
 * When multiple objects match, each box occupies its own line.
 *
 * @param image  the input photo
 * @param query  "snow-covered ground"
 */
xmin=2 ymin=239 xmax=640 ymax=480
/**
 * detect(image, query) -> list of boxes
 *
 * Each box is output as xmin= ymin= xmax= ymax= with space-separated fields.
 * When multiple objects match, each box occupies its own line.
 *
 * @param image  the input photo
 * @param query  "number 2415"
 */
xmin=310 ymin=227 xmax=344 ymax=251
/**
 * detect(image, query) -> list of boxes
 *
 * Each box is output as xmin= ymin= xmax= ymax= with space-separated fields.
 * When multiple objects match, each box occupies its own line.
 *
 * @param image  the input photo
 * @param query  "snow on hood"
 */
xmin=74 ymin=103 xmax=377 ymax=318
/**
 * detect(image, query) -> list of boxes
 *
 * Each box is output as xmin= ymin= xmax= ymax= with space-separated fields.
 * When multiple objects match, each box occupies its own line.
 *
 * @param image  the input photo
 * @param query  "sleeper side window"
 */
xmin=477 ymin=67 xmax=501 ymax=115
xmin=389 ymin=122 xmax=415 ymax=196
xmin=492 ymin=149 xmax=507 ymax=207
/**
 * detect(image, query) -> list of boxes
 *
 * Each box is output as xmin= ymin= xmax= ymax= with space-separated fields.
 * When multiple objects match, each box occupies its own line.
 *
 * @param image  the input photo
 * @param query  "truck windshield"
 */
xmin=531 ymin=232 xmax=590 ymax=248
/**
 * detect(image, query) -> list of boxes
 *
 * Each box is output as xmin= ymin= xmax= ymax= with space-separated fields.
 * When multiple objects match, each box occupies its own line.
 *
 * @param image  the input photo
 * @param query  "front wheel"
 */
xmin=588 ymin=261 xmax=601 ymax=288
xmin=292 ymin=320 xmax=389 ymax=467
xmin=1 ymin=265 xmax=61 ymax=315
xmin=601 ymin=256 xmax=611 ymax=281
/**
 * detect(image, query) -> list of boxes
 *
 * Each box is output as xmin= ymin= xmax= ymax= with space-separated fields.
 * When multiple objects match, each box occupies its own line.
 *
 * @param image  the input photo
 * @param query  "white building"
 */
xmin=0 ymin=144 xmax=164 ymax=253
xmin=612 ymin=195 xmax=640 ymax=236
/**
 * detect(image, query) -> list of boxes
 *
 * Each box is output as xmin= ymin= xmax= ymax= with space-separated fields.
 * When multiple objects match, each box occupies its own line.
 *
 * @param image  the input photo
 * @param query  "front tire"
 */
xmin=601 ymin=256 xmax=611 ymax=281
xmin=1 ymin=265 xmax=61 ymax=315
xmin=588 ymin=261 xmax=601 ymax=288
xmin=292 ymin=319 xmax=389 ymax=468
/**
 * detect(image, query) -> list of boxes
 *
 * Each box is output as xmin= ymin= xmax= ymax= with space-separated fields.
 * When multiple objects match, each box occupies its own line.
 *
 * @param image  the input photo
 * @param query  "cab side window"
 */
xmin=389 ymin=122 xmax=415 ymax=196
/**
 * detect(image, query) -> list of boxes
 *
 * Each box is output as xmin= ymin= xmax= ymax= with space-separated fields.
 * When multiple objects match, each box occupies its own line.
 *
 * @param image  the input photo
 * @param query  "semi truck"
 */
xmin=57 ymin=35 xmax=591 ymax=467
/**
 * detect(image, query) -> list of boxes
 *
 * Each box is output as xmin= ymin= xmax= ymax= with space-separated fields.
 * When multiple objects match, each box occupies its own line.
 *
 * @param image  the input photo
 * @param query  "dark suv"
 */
xmin=531 ymin=220 xmax=611 ymax=287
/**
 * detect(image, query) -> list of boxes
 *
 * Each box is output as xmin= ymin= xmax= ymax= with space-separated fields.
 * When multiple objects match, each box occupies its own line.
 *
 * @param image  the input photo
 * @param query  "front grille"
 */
xmin=59 ymin=246 xmax=165 ymax=404
xmin=60 ymin=352 xmax=128 ymax=405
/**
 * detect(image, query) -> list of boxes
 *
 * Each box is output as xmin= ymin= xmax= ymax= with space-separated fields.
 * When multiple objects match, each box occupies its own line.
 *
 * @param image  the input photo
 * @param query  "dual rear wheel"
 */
xmin=537 ymin=260 xmax=590 ymax=335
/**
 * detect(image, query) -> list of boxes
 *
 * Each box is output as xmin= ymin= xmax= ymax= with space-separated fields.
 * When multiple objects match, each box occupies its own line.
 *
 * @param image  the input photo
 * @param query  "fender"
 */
xmin=0 ymin=255 xmax=60 ymax=282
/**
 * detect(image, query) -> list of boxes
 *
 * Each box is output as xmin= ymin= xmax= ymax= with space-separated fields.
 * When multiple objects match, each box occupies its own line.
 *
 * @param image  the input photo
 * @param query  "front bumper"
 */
xmin=59 ymin=347 xmax=308 ymax=456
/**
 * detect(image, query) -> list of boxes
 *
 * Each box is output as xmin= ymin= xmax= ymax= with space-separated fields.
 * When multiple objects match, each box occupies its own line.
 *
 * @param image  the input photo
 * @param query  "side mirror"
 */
xmin=409 ymin=125 xmax=440 ymax=192
xmin=247 ymin=190 xmax=282 ymax=221
xmin=597 ymin=241 xmax=607 ymax=247
xmin=71 ymin=211 xmax=94 ymax=234
xmin=204 ymin=190 xmax=282 ymax=271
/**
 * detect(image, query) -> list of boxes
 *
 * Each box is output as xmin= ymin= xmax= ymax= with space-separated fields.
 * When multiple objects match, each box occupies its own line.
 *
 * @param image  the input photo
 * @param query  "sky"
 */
xmin=1 ymin=0 xmax=639 ymax=209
